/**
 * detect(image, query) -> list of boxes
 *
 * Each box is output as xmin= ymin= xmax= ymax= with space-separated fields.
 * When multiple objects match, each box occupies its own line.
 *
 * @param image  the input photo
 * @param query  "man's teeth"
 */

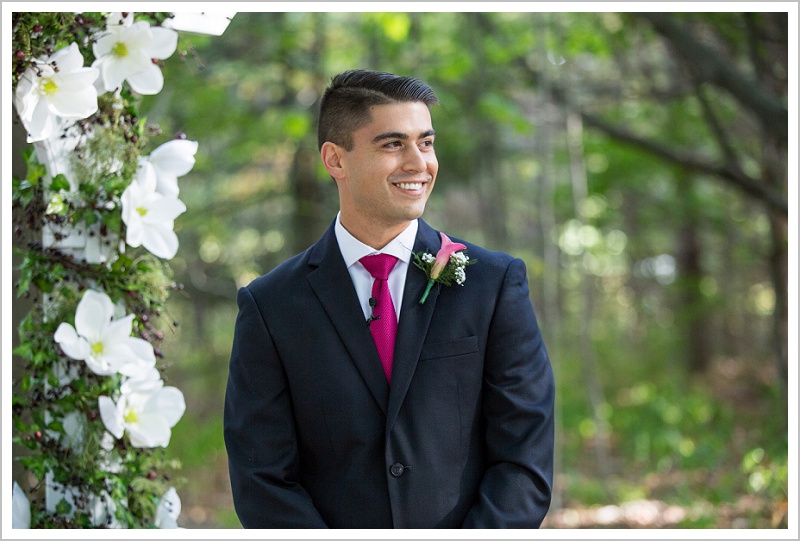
xmin=397 ymin=182 xmax=422 ymax=190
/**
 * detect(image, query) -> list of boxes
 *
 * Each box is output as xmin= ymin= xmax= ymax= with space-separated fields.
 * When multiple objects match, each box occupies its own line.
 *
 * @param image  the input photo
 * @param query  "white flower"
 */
xmin=155 ymin=487 xmax=183 ymax=528
xmin=450 ymin=252 xmax=468 ymax=266
xmin=122 ymin=366 xmax=164 ymax=395
xmin=98 ymin=384 xmax=186 ymax=448
xmin=146 ymin=139 xmax=199 ymax=197
xmin=92 ymin=12 xmax=178 ymax=95
xmin=455 ymin=267 xmax=466 ymax=285
xmin=12 ymin=482 xmax=31 ymax=529
xmin=14 ymin=42 xmax=99 ymax=142
xmin=121 ymin=163 xmax=186 ymax=259
xmin=54 ymin=289 xmax=156 ymax=377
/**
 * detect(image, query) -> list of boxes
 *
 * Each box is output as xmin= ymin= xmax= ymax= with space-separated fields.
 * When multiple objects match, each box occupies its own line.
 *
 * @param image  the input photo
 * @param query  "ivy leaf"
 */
xmin=50 ymin=174 xmax=71 ymax=192
xmin=54 ymin=497 xmax=73 ymax=516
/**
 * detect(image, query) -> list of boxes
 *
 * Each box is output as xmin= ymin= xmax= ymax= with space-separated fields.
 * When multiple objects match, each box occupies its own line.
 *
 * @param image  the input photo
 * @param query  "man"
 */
xmin=224 ymin=69 xmax=555 ymax=528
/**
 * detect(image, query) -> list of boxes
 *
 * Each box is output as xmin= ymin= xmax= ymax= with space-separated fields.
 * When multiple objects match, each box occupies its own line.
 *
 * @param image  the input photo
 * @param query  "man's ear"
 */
xmin=320 ymin=142 xmax=346 ymax=182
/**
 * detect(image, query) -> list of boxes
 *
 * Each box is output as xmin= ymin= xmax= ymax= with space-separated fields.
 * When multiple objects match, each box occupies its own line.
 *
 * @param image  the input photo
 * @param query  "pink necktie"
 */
xmin=360 ymin=254 xmax=399 ymax=384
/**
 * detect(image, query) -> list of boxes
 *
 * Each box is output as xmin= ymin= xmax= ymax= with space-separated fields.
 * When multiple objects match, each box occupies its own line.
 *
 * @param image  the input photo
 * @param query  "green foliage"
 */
xmin=11 ymin=11 xmax=187 ymax=529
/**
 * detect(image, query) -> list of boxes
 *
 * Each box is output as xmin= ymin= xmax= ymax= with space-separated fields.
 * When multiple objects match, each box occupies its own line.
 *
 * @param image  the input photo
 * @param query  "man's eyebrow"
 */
xmin=372 ymin=129 xmax=436 ymax=143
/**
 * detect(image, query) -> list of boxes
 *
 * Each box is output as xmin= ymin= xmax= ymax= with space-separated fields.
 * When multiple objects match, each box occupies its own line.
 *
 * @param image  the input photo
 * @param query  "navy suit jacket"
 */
xmin=224 ymin=219 xmax=555 ymax=528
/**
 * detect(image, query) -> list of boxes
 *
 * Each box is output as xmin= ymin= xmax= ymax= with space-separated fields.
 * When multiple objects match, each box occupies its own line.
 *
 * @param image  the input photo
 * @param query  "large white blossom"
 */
xmin=92 ymin=12 xmax=178 ymax=95
xmin=54 ymin=289 xmax=155 ymax=377
xmin=12 ymin=482 xmax=31 ymax=529
xmin=121 ymin=162 xmax=186 ymax=259
xmin=14 ymin=42 xmax=99 ymax=142
xmin=155 ymin=487 xmax=183 ymax=528
xmin=145 ymin=139 xmax=199 ymax=197
xmin=98 ymin=380 xmax=186 ymax=448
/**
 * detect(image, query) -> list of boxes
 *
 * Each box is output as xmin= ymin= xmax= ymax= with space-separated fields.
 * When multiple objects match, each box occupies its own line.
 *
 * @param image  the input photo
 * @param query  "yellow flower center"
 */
xmin=112 ymin=41 xmax=128 ymax=58
xmin=124 ymin=408 xmax=139 ymax=425
xmin=91 ymin=342 xmax=104 ymax=355
xmin=136 ymin=206 xmax=148 ymax=217
xmin=41 ymin=78 xmax=59 ymax=95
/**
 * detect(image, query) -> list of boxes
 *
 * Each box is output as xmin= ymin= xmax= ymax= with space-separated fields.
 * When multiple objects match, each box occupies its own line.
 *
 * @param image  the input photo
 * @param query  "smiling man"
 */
xmin=224 ymin=69 xmax=555 ymax=529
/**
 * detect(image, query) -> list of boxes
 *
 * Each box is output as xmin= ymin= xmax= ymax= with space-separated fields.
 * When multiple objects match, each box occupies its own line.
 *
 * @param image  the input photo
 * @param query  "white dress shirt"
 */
xmin=334 ymin=213 xmax=418 ymax=322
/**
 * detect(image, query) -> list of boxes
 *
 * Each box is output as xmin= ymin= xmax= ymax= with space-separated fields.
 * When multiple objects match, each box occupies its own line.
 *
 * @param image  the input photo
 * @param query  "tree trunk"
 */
xmin=675 ymin=175 xmax=711 ymax=374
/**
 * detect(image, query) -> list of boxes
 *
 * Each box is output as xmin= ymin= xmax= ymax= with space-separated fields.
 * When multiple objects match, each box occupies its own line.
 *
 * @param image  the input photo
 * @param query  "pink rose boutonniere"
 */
xmin=413 ymin=232 xmax=477 ymax=304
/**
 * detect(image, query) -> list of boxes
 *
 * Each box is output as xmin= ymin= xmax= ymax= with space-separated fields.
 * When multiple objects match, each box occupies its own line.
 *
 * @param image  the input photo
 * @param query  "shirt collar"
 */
xmin=335 ymin=213 xmax=418 ymax=268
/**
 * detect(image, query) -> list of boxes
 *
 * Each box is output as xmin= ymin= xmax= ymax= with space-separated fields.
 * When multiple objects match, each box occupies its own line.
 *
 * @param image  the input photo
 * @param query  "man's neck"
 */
xmin=338 ymin=215 xmax=415 ymax=251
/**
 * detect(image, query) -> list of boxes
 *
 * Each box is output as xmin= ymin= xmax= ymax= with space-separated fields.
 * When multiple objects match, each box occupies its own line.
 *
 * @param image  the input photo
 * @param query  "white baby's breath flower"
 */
xmin=450 ymin=252 xmax=468 ymax=266
xmin=455 ymin=267 xmax=466 ymax=285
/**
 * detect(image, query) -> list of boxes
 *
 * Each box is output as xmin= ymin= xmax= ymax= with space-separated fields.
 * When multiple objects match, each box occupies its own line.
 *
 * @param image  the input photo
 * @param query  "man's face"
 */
xmin=333 ymin=101 xmax=438 ymax=238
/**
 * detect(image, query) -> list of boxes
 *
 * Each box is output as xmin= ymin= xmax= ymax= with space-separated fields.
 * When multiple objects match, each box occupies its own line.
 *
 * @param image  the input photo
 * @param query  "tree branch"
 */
xmin=639 ymin=12 xmax=787 ymax=141
xmin=581 ymin=112 xmax=788 ymax=215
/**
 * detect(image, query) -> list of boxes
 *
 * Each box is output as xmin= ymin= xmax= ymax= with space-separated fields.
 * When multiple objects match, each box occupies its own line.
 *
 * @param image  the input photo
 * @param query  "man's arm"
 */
xmin=224 ymin=286 xmax=328 ymax=528
xmin=462 ymin=257 xmax=555 ymax=528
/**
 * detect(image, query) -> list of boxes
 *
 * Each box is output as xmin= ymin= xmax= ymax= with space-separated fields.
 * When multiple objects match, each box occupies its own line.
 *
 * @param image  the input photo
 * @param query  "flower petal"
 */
xmin=155 ymin=487 xmax=181 ymax=528
xmin=148 ymin=139 xmax=199 ymax=196
xmin=75 ymin=290 xmax=115 ymax=342
xmin=126 ymin=63 xmax=165 ymax=95
xmin=54 ymin=323 xmax=90 ymax=360
xmin=24 ymin=98 xmax=60 ymax=142
xmin=140 ymin=222 xmax=180 ymax=259
xmin=144 ymin=197 xmax=187 ymax=223
xmin=98 ymin=396 xmax=125 ymax=439
xmin=115 ymin=337 xmax=157 ymax=377
xmin=147 ymin=386 xmax=186 ymax=428
xmin=147 ymin=27 xmax=179 ymax=59
xmin=103 ymin=313 xmax=135 ymax=342
xmin=149 ymin=139 xmax=199 ymax=176
xmin=50 ymin=42 xmax=84 ymax=73
xmin=92 ymin=28 xmax=121 ymax=58
xmin=127 ymin=412 xmax=171 ymax=447
xmin=135 ymin=160 xmax=159 ymax=193
xmin=14 ymin=72 xmax=37 ymax=122
xmin=47 ymin=85 xmax=99 ymax=120
xmin=431 ymin=232 xmax=467 ymax=279
xmin=122 ymin=367 xmax=164 ymax=394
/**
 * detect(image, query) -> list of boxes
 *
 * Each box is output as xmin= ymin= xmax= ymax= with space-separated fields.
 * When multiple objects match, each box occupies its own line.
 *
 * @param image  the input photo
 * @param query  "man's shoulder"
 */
xmin=244 ymin=246 xmax=313 ymax=297
xmin=449 ymin=235 xmax=516 ymax=272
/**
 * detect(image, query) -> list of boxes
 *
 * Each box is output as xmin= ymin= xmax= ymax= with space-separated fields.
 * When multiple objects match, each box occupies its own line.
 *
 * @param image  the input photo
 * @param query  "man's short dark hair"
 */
xmin=317 ymin=69 xmax=439 ymax=150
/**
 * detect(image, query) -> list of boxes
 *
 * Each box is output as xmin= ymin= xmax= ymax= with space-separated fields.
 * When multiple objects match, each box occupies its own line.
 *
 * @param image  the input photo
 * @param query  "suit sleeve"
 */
xmin=223 ymin=286 xmax=329 ymax=528
xmin=462 ymin=258 xmax=555 ymax=528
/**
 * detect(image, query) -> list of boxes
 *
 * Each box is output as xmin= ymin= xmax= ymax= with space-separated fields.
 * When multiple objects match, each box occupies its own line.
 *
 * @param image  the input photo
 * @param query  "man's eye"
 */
xmin=384 ymin=141 xmax=401 ymax=148
xmin=420 ymin=139 xmax=434 ymax=148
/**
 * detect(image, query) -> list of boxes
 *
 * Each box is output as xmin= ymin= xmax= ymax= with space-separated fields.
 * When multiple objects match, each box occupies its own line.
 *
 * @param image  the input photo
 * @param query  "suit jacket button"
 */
xmin=390 ymin=463 xmax=405 ymax=477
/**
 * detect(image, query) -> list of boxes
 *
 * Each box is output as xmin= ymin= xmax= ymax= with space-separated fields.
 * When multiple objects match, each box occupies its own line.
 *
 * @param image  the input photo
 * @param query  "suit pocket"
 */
xmin=419 ymin=336 xmax=478 ymax=362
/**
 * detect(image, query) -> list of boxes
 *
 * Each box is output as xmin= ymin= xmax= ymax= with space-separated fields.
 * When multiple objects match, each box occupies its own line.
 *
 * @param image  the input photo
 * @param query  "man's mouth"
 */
xmin=395 ymin=182 xmax=424 ymax=191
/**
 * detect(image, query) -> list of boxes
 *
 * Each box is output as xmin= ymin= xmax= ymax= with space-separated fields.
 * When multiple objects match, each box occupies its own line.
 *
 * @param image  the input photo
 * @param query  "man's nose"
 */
xmin=402 ymin=145 xmax=427 ymax=173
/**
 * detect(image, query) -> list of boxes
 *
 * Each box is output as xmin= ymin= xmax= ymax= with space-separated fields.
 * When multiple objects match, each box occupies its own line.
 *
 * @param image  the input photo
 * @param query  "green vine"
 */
xmin=12 ymin=11 xmax=191 ymax=529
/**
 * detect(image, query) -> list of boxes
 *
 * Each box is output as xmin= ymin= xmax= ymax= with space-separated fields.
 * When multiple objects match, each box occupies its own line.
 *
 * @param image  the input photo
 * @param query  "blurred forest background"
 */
xmin=11 ymin=10 xmax=793 ymax=529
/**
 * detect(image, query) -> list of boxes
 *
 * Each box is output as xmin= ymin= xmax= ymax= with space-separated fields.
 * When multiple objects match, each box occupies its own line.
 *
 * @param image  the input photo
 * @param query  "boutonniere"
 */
xmin=413 ymin=232 xmax=477 ymax=304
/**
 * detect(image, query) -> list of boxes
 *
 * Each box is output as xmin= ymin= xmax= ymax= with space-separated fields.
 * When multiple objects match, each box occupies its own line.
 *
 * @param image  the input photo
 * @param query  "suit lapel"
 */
xmin=386 ymin=220 xmax=442 ymax=431
xmin=306 ymin=224 xmax=389 ymax=415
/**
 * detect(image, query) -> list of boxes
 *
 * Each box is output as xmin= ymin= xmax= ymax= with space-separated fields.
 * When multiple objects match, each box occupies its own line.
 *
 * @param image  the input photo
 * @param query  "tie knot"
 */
xmin=360 ymin=253 xmax=398 ymax=281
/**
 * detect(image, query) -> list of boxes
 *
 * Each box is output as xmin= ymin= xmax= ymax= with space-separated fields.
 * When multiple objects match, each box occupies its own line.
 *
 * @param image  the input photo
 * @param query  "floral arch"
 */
xmin=9 ymin=11 xmax=234 ymax=529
